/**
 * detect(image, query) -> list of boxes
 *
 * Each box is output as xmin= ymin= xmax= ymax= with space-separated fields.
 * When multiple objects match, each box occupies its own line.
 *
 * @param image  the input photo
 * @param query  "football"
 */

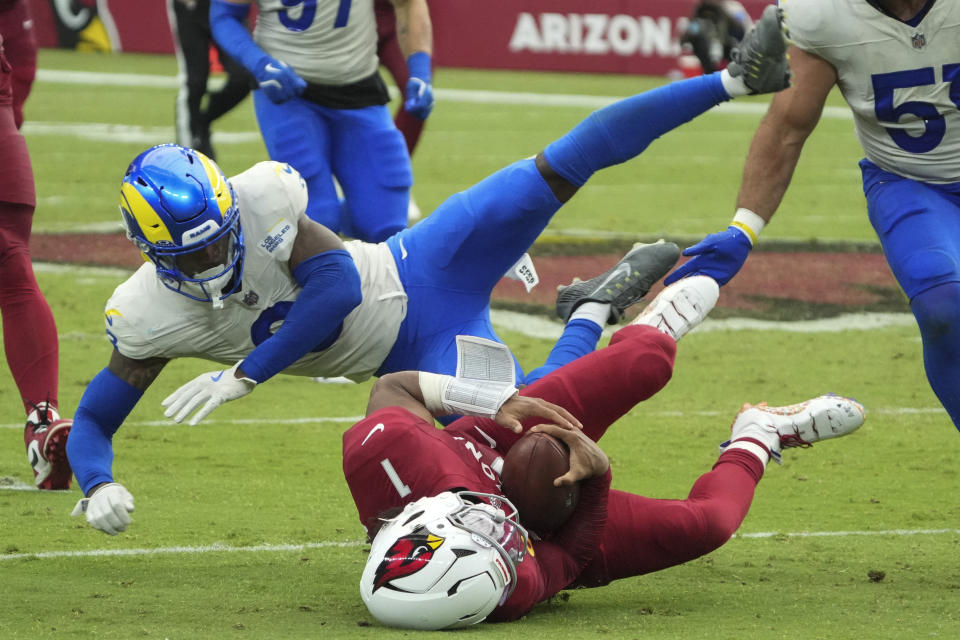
xmin=499 ymin=431 xmax=580 ymax=534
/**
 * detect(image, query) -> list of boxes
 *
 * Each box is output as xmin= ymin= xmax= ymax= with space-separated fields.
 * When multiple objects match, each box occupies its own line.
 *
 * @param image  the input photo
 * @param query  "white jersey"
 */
xmin=104 ymin=162 xmax=407 ymax=382
xmin=781 ymin=0 xmax=960 ymax=183
xmin=254 ymin=0 xmax=378 ymax=85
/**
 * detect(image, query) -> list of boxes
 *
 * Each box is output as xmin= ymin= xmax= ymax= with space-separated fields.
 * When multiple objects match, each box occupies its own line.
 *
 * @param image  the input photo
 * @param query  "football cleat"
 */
xmin=727 ymin=5 xmax=790 ymax=95
xmin=556 ymin=240 xmax=680 ymax=324
xmin=631 ymin=274 xmax=719 ymax=341
xmin=24 ymin=402 xmax=74 ymax=490
xmin=721 ymin=394 xmax=865 ymax=464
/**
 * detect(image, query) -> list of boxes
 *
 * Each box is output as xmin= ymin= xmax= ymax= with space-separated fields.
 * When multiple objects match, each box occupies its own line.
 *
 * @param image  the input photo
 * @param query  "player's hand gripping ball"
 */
xmin=500 ymin=431 xmax=580 ymax=534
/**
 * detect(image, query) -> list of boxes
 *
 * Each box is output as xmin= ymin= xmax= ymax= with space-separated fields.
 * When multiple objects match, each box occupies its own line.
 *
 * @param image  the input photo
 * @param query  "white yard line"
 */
xmin=2 ymin=527 xmax=956 ymax=562
xmin=488 ymin=309 xmax=918 ymax=340
xmin=0 ymin=406 xmax=942 ymax=431
xmin=34 ymin=68 xmax=853 ymax=120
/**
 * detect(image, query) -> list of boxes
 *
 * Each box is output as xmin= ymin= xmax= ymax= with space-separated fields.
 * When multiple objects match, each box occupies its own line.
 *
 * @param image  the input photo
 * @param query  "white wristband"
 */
xmin=730 ymin=208 xmax=766 ymax=246
xmin=418 ymin=371 xmax=518 ymax=419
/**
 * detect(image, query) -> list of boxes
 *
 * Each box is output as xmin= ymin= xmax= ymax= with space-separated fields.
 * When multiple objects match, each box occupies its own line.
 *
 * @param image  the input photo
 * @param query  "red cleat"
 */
xmin=24 ymin=402 xmax=74 ymax=490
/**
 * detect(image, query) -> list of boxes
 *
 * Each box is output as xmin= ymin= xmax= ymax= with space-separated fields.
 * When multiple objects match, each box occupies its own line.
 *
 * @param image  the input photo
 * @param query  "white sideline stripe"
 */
xmin=489 ymin=309 xmax=918 ymax=339
xmin=35 ymin=68 xmax=853 ymax=119
xmin=0 ymin=416 xmax=365 ymax=429
xmin=0 ymin=407 xmax=943 ymax=430
xmin=0 ymin=540 xmax=364 ymax=562
xmin=735 ymin=528 xmax=960 ymax=539
xmin=3 ymin=527 xmax=958 ymax=563
xmin=21 ymin=120 xmax=260 ymax=144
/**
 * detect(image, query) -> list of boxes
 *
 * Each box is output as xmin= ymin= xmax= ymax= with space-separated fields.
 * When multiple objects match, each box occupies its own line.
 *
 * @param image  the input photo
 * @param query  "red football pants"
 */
xmin=0 ymin=201 xmax=59 ymax=413
xmin=515 ymin=324 xmax=765 ymax=585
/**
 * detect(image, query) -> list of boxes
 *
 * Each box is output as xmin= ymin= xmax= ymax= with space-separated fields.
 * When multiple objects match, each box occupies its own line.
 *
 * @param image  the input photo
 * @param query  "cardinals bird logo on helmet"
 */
xmin=372 ymin=529 xmax=445 ymax=591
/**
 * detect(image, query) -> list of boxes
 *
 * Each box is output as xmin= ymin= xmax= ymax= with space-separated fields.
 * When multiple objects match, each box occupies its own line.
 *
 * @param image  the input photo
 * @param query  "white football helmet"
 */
xmin=360 ymin=491 xmax=529 ymax=630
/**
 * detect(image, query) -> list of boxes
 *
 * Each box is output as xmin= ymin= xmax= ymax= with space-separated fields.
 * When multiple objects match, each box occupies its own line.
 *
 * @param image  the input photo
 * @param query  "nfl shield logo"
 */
xmin=242 ymin=290 xmax=259 ymax=306
xmin=912 ymin=32 xmax=926 ymax=49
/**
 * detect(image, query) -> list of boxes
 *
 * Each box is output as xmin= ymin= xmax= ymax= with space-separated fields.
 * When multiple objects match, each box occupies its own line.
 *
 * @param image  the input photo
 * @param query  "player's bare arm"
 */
xmin=107 ymin=349 xmax=169 ymax=391
xmin=286 ymin=216 xmax=348 ymax=274
xmin=367 ymin=371 xmax=583 ymax=433
xmin=528 ymin=422 xmax=609 ymax=487
xmin=389 ymin=0 xmax=433 ymax=57
xmin=535 ymin=153 xmax=578 ymax=203
xmin=737 ymin=45 xmax=838 ymax=221
xmin=366 ymin=372 xmax=437 ymax=423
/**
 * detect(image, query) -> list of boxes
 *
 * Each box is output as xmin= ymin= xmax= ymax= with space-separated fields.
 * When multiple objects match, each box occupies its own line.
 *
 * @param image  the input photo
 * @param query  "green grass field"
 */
xmin=1 ymin=50 xmax=957 ymax=639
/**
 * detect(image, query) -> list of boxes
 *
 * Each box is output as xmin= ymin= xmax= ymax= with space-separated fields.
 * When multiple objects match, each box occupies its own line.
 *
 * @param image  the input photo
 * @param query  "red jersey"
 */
xmin=0 ymin=35 xmax=11 ymax=107
xmin=343 ymin=406 xmax=613 ymax=621
xmin=343 ymin=407 xmax=506 ymax=535
xmin=0 ymin=32 xmax=34 ymax=206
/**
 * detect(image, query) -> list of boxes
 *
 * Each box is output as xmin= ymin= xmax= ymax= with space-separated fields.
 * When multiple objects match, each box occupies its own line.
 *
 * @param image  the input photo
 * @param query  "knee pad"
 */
xmin=365 ymin=126 xmax=412 ymax=190
xmin=901 ymin=250 xmax=959 ymax=299
xmin=911 ymin=281 xmax=960 ymax=343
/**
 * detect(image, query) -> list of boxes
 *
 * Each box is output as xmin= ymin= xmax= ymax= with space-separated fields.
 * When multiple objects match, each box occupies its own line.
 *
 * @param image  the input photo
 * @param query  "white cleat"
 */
xmin=630 ymin=275 xmax=719 ymax=341
xmin=722 ymin=394 xmax=865 ymax=464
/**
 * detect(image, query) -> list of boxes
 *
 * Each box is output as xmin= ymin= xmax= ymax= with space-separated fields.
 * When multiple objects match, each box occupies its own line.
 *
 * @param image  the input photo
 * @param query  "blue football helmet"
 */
xmin=120 ymin=144 xmax=244 ymax=307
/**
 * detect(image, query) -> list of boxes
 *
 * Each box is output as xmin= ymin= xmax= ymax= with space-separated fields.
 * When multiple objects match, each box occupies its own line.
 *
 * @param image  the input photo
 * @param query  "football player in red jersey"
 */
xmin=0 ymin=33 xmax=73 ymax=490
xmin=0 ymin=0 xmax=36 ymax=129
xmin=345 ymin=277 xmax=866 ymax=630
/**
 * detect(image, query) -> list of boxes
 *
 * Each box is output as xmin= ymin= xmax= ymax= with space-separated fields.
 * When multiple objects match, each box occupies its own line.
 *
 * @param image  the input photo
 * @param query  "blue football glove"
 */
xmin=255 ymin=56 xmax=307 ymax=104
xmin=664 ymin=226 xmax=752 ymax=286
xmin=404 ymin=51 xmax=434 ymax=120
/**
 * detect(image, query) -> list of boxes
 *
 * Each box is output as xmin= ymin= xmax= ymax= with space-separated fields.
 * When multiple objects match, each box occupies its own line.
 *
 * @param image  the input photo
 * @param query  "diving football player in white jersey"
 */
xmin=66 ymin=8 xmax=793 ymax=535
xmin=666 ymin=0 xmax=960 ymax=434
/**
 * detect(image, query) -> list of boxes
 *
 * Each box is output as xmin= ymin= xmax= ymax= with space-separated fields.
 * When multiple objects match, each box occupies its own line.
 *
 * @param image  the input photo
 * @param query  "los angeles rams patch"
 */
xmin=261 ymin=220 xmax=292 ymax=253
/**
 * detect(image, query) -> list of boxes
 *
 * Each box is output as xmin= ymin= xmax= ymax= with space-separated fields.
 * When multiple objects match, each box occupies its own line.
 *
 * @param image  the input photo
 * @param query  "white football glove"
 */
xmin=162 ymin=361 xmax=257 ymax=426
xmin=71 ymin=483 xmax=135 ymax=535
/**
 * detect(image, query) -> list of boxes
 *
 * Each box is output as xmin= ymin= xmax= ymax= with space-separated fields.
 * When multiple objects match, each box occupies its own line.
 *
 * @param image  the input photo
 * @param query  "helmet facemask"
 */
xmin=148 ymin=220 xmax=245 ymax=309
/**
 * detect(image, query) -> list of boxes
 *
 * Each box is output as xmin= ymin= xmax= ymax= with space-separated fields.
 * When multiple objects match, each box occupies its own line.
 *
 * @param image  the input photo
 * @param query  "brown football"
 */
xmin=499 ymin=431 xmax=580 ymax=534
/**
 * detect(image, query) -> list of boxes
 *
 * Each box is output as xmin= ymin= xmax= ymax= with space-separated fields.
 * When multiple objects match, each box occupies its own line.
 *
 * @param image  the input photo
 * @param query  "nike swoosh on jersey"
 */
xmin=361 ymin=423 xmax=386 ymax=446
xmin=265 ymin=63 xmax=283 ymax=74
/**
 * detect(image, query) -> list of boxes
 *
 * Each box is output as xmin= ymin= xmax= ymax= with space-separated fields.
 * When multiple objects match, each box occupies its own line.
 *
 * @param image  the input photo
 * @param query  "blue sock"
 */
xmin=523 ymin=319 xmax=603 ymax=385
xmin=543 ymin=73 xmax=729 ymax=187
xmin=911 ymin=282 xmax=960 ymax=432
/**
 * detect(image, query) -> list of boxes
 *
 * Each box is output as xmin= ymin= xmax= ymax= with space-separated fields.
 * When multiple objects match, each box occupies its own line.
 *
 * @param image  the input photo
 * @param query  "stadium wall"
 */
xmin=27 ymin=0 xmax=773 ymax=75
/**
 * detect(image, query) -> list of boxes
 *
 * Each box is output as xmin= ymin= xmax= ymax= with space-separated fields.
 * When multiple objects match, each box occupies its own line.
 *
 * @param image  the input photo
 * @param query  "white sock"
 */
xmin=720 ymin=68 xmax=750 ymax=97
xmin=724 ymin=440 xmax=771 ymax=466
xmin=570 ymin=302 xmax=610 ymax=328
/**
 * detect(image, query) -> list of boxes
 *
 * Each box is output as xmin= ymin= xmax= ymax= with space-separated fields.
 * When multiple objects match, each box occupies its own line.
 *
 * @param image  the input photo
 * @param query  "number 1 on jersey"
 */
xmin=380 ymin=458 xmax=411 ymax=498
xmin=334 ymin=0 xmax=351 ymax=28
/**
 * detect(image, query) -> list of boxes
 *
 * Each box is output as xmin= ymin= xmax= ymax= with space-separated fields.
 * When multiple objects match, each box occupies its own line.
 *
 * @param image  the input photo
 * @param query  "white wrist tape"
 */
xmin=730 ymin=208 xmax=766 ymax=246
xmin=419 ymin=371 xmax=518 ymax=419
